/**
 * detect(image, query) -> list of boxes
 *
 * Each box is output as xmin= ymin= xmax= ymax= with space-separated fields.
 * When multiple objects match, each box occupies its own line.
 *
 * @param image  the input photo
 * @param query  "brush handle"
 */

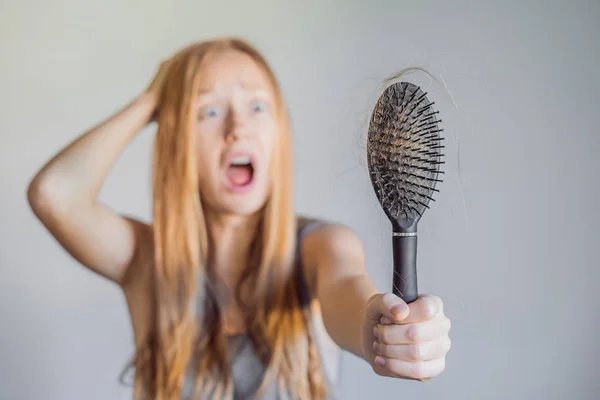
xmin=392 ymin=233 xmax=418 ymax=303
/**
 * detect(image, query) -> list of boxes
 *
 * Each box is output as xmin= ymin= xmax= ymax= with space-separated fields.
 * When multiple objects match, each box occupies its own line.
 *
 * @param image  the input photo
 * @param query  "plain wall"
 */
xmin=1 ymin=1 xmax=599 ymax=399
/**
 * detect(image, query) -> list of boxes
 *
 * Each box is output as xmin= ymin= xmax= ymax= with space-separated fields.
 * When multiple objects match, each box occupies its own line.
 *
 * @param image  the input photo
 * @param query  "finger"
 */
xmin=373 ymin=336 xmax=451 ymax=362
xmin=375 ymin=315 xmax=451 ymax=345
xmin=375 ymin=356 xmax=446 ymax=380
xmin=366 ymin=293 xmax=409 ymax=324
xmin=401 ymin=294 xmax=444 ymax=324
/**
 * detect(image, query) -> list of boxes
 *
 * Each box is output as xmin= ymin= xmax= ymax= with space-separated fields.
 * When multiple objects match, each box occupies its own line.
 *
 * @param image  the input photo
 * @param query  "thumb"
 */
xmin=366 ymin=293 xmax=409 ymax=323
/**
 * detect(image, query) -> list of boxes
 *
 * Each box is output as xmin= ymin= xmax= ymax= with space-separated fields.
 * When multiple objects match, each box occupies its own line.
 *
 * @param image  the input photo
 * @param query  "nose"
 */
xmin=224 ymin=108 xmax=251 ymax=142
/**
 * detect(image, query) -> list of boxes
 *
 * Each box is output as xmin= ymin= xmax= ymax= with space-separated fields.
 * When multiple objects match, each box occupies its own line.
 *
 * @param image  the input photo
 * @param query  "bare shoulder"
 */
xmin=301 ymin=223 xmax=363 ymax=257
xmin=299 ymin=221 xmax=366 ymax=295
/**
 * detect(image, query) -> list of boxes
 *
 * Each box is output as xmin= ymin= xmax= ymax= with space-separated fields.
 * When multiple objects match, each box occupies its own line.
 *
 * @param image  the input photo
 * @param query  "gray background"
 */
xmin=1 ymin=1 xmax=598 ymax=399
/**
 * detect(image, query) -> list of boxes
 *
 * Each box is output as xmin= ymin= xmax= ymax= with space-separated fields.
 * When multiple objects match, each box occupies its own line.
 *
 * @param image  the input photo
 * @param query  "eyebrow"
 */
xmin=197 ymin=82 xmax=269 ymax=95
xmin=197 ymin=88 xmax=215 ymax=96
xmin=197 ymin=84 xmax=218 ymax=92
xmin=196 ymin=89 xmax=272 ymax=101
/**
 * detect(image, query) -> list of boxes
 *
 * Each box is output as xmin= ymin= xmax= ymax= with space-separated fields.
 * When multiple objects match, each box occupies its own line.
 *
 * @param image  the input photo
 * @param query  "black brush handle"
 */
xmin=392 ymin=233 xmax=418 ymax=303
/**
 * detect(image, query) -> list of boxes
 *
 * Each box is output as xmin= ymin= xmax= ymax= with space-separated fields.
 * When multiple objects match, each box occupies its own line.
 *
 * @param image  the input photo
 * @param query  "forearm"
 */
xmin=28 ymin=93 xmax=155 ymax=207
xmin=319 ymin=274 xmax=378 ymax=360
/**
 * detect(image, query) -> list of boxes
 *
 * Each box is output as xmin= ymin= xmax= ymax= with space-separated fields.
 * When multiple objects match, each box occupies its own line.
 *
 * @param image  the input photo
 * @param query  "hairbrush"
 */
xmin=367 ymin=81 xmax=444 ymax=304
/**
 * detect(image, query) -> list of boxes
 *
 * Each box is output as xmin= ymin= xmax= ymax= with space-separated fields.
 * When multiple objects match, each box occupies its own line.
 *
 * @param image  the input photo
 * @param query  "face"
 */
xmin=193 ymin=50 xmax=278 ymax=217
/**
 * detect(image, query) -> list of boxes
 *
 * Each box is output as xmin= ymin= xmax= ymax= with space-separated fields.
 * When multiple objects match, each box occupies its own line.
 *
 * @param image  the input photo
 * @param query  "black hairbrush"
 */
xmin=367 ymin=81 xmax=444 ymax=304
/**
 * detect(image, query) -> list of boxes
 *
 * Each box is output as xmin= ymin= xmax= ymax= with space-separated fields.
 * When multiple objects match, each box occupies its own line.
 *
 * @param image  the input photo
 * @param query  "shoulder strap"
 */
xmin=294 ymin=215 xmax=326 ymax=307
xmin=296 ymin=215 xmax=319 ymax=234
xmin=296 ymin=216 xmax=325 ymax=242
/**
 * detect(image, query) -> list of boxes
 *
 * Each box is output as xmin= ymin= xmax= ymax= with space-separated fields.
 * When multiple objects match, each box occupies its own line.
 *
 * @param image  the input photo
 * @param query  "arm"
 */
xmin=302 ymin=224 xmax=452 ymax=380
xmin=301 ymin=224 xmax=378 ymax=359
xmin=26 ymin=61 xmax=171 ymax=287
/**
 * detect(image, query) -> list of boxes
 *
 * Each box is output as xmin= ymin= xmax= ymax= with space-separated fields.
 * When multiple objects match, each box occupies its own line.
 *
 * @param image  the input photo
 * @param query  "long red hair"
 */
xmin=128 ymin=38 xmax=327 ymax=399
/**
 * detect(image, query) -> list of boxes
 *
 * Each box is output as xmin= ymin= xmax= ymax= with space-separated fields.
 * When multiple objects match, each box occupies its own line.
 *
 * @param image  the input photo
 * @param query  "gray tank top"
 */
xmin=181 ymin=217 xmax=342 ymax=399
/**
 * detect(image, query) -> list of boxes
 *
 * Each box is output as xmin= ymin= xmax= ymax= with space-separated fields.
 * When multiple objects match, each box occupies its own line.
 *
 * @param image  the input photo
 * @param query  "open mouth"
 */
xmin=225 ymin=154 xmax=255 ymax=189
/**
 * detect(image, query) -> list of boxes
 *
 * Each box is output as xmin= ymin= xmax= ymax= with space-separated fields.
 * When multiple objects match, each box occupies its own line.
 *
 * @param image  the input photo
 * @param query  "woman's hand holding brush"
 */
xmin=362 ymin=293 xmax=451 ymax=381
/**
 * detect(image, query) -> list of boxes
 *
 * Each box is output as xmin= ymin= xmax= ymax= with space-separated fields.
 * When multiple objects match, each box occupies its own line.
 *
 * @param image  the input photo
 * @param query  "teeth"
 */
xmin=231 ymin=155 xmax=251 ymax=166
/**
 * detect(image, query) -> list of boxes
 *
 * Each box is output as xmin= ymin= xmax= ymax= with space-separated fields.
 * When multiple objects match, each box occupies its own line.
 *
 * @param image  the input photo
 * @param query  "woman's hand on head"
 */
xmin=362 ymin=293 xmax=451 ymax=381
xmin=144 ymin=57 xmax=176 ymax=121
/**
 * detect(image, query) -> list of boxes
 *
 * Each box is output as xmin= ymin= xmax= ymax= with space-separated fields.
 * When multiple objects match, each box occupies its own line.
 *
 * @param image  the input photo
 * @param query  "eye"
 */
xmin=200 ymin=106 xmax=222 ymax=119
xmin=250 ymin=100 xmax=268 ymax=114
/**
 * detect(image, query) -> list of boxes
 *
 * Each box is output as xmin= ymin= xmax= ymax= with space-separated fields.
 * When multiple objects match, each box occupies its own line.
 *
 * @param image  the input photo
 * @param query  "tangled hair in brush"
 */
xmin=367 ymin=78 xmax=444 ymax=230
xmin=123 ymin=38 xmax=327 ymax=400
xmin=365 ymin=69 xmax=445 ymax=302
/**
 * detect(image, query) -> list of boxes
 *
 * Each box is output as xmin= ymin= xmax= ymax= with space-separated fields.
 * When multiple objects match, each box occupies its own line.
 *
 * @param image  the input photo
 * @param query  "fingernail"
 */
xmin=373 ymin=326 xmax=379 ymax=338
xmin=375 ymin=356 xmax=386 ymax=367
xmin=381 ymin=316 xmax=393 ymax=325
xmin=373 ymin=341 xmax=380 ymax=353
xmin=391 ymin=304 xmax=406 ymax=317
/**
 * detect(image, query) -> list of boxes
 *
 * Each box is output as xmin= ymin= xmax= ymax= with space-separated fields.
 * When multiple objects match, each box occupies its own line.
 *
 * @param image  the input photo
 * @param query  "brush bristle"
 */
xmin=367 ymin=81 xmax=444 ymax=229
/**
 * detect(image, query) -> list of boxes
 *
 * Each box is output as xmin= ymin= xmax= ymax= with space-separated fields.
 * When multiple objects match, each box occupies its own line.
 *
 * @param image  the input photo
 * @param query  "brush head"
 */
xmin=367 ymin=81 xmax=444 ymax=233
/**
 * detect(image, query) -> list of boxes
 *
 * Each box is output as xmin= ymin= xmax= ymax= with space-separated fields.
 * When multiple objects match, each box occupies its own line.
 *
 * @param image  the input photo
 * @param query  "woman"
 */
xmin=27 ymin=38 xmax=451 ymax=399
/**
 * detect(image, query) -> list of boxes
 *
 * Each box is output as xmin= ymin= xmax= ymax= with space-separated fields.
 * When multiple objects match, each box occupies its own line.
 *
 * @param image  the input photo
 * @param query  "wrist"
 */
xmin=132 ymin=92 xmax=158 ymax=122
xmin=136 ymin=91 xmax=157 ymax=108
